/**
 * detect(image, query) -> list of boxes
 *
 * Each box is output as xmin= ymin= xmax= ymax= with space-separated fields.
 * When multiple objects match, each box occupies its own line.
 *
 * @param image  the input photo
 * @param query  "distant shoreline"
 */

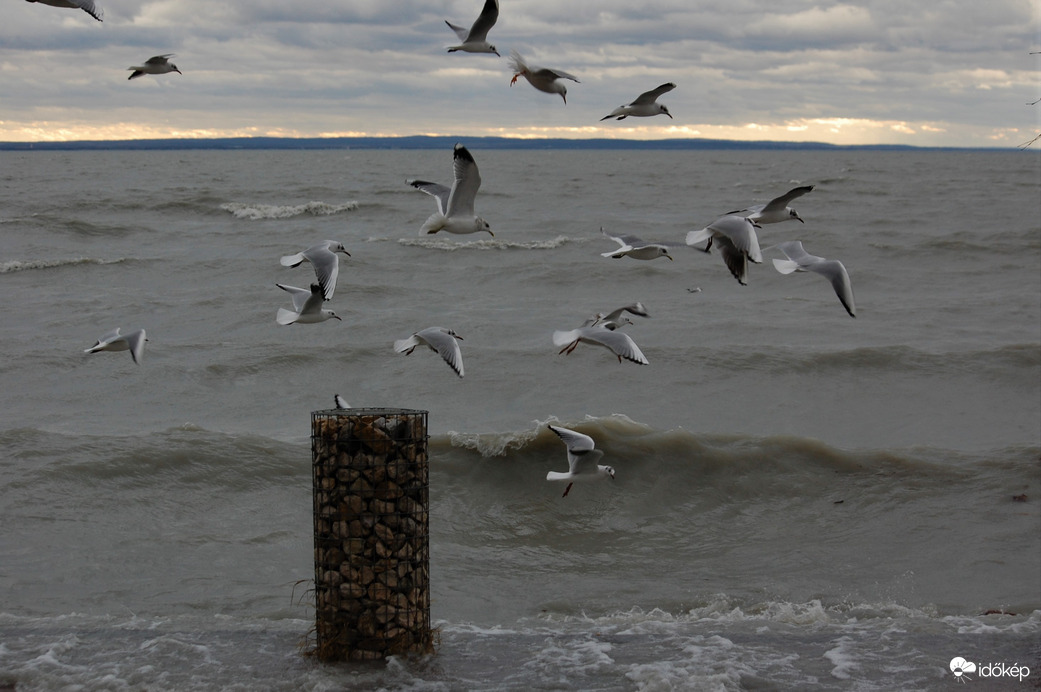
xmin=0 ymin=134 xmax=1019 ymax=152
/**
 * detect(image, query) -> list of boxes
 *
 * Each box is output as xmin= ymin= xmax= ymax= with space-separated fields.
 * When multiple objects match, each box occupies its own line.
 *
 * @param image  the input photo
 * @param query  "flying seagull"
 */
xmin=508 ymin=50 xmax=579 ymax=104
xmin=445 ymin=0 xmax=499 ymax=56
xmin=275 ymin=283 xmax=341 ymax=325
xmin=600 ymin=83 xmax=676 ymax=121
xmin=553 ymin=323 xmax=649 ymax=364
xmin=394 ymin=327 xmax=465 ymax=377
xmin=772 ymin=241 xmax=856 ymax=317
xmin=84 ymin=328 xmax=146 ymax=364
xmin=26 ymin=0 xmax=102 ymax=22
xmin=600 ymin=227 xmax=675 ymax=261
xmin=279 ymin=240 xmax=350 ymax=300
xmin=407 ymin=144 xmax=492 ymax=236
xmin=546 ymin=424 xmax=615 ymax=498
xmin=128 ymin=54 xmax=181 ymax=80
xmin=728 ymin=185 xmax=815 ymax=225
xmin=592 ymin=302 xmax=650 ymax=330
xmin=686 ymin=215 xmax=763 ymax=285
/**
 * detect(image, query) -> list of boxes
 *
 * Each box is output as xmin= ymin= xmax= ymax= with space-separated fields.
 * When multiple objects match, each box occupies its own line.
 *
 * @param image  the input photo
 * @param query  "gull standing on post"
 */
xmin=25 ymin=0 xmax=102 ymax=22
xmin=128 ymin=54 xmax=181 ymax=80
xmin=508 ymin=50 xmax=579 ymax=104
xmin=279 ymin=240 xmax=350 ymax=300
xmin=394 ymin=327 xmax=465 ymax=377
xmin=275 ymin=284 xmax=341 ymax=325
xmin=407 ymin=144 xmax=493 ymax=236
xmin=546 ymin=424 xmax=615 ymax=498
xmin=686 ymin=215 xmax=763 ymax=285
xmin=600 ymin=227 xmax=674 ymax=261
xmin=728 ymin=185 xmax=814 ymax=225
xmin=84 ymin=328 xmax=147 ymax=364
xmin=445 ymin=0 xmax=499 ymax=56
xmin=600 ymin=83 xmax=676 ymax=121
xmin=772 ymin=241 xmax=856 ymax=317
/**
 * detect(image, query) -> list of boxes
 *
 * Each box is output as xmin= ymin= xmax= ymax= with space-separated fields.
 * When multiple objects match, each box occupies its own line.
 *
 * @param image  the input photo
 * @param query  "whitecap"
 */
xmin=0 ymin=257 xmax=129 ymax=273
xmin=219 ymin=200 xmax=359 ymax=220
xmin=397 ymin=235 xmax=573 ymax=251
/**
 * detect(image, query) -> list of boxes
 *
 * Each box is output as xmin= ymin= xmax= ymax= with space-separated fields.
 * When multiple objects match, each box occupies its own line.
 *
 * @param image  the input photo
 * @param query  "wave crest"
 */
xmin=0 ymin=257 xmax=129 ymax=273
xmin=398 ymin=235 xmax=573 ymax=251
xmin=220 ymin=200 xmax=359 ymax=220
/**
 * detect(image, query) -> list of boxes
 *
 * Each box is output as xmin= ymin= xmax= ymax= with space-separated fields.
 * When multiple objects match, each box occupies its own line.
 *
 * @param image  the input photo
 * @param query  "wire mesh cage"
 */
xmin=311 ymin=408 xmax=432 ymax=661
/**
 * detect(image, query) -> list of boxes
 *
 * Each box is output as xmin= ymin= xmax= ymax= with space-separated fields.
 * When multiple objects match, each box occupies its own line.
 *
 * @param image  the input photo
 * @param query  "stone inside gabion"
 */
xmin=311 ymin=408 xmax=433 ymax=661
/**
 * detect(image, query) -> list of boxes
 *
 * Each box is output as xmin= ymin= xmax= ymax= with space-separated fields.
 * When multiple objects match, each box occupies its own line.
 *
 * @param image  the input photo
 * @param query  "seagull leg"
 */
xmin=510 ymin=73 xmax=520 ymax=86
xmin=562 ymin=482 xmax=573 ymax=498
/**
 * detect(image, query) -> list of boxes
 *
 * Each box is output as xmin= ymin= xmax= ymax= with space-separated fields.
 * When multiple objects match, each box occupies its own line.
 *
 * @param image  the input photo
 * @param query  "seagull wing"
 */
xmin=774 ymin=240 xmax=819 ymax=268
xmin=710 ymin=234 xmax=751 ymax=285
xmin=548 ymin=425 xmax=604 ymax=475
xmin=85 ymin=328 xmax=121 ymax=353
xmin=601 ymin=303 xmax=649 ymax=323
xmin=444 ymin=20 xmax=470 ymax=41
xmin=446 ymin=144 xmax=481 ymax=218
xmin=548 ymin=424 xmax=596 ymax=453
xmin=302 ymin=243 xmax=340 ymax=300
xmin=632 ymin=82 xmax=676 ymax=105
xmin=761 ymin=185 xmax=814 ymax=213
xmin=407 ymin=179 xmax=451 ymax=217
xmin=417 ymin=327 xmax=464 ymax=377
xmin=69 ymin=0 xmax=103 ymax=21
xmin=600 ymin=227 xmax=632 ymax=256
xmin=711 ymin=215 xmax=762 ymax=263
xmin=124 ymin=329 xmax=146 ymax=365
xmin=534 ymin=67 xmax=579 ymax=83
xmin=808 ymin=259 xmax=856 ymax=317
xmin=145 ymin=54 xmax=174 ymax=65
xmin=299 ymin=284 xmax=327 ymax=316
xmin=579 ymin=327 xmax=649 ymax=364
xmin=276 ymin=283 xmax=313 ymax=312
xmin=466 ymin=0 xmax=499 ymax=41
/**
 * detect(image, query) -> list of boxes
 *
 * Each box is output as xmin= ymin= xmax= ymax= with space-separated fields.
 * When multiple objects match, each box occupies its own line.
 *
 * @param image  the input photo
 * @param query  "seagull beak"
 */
xmin=332 ymin=315 xmax=342 ymax=321
xmin=561 ymin=93 xmax=567 ymax=105
xmin=666 ymin=254 xmax=673 ymax=261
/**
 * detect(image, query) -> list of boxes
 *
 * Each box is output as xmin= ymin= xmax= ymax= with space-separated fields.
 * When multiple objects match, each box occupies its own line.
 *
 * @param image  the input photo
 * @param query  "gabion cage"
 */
xmin=311 ymin=408 xmax=432 ymax=661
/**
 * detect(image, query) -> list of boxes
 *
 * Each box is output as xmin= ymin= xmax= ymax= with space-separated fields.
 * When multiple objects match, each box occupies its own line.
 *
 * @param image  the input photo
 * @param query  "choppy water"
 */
xmin=1 ymin=147 xmax=1039 ymax=690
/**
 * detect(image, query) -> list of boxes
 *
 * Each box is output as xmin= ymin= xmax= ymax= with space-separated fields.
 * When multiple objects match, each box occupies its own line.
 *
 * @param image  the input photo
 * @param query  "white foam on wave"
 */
xmin=220 ymin=200 xmax=359 ymax=220
xmin=397 ymin=235 xmax=572 ymax=251
xmin=446 ymin=426 xmax=541 ymax=458
xmin=823 ymin=636 xmax=860 ymax=680
xmin=0 ymin=257 xmax=129 ymax=273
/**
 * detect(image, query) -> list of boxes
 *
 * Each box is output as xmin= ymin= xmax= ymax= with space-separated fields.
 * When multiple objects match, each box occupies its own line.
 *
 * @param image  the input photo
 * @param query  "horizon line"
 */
xmin=0 ymin=133 xmax=1022 ymax=152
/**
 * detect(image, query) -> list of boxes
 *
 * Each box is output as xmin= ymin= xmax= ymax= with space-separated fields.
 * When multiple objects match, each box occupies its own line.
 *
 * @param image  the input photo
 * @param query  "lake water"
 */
xmin=1 ymin=147 xmax=1039 ymax=690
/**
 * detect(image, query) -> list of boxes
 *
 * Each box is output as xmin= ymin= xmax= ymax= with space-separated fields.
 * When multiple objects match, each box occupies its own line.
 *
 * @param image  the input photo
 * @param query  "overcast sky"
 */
xmin=3 ymin=0 xmax=1039 ymax=146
